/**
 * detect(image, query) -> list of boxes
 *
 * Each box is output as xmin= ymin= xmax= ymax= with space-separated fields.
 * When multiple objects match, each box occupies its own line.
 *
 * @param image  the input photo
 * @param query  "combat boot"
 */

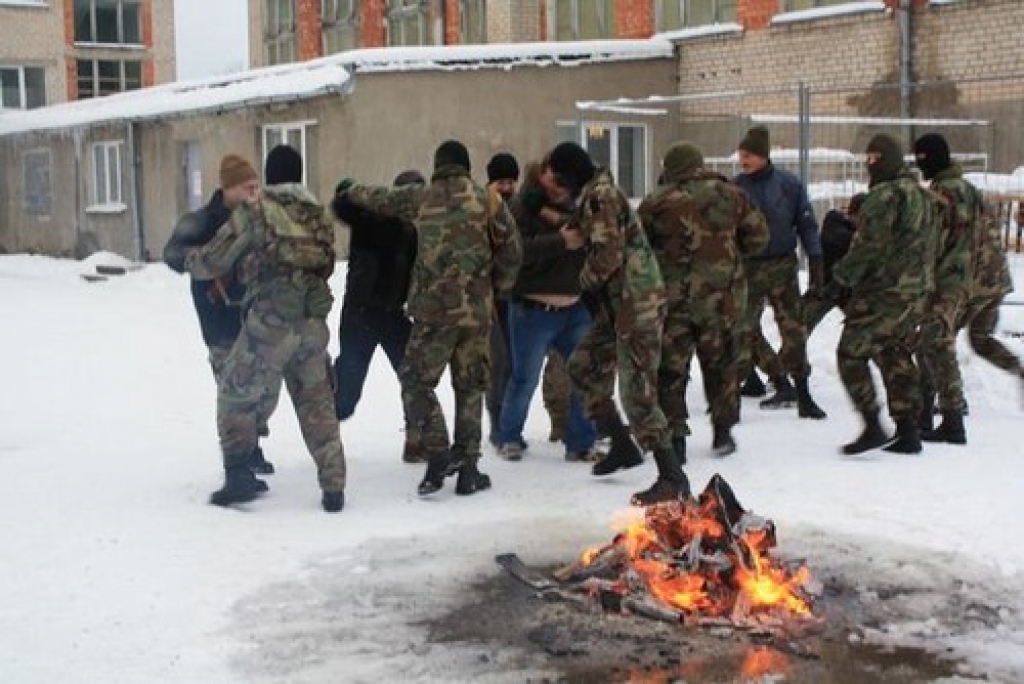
xmin=209 ymin=464 xmax=268 ymax=507
xmin=711 ymin=425 xmax=736 ymax=456
xmin=455 ymin=456 xmax=491 ymax=496
xmin=321 ymin=490 xmax=345 ymax=513
xmin=842 ymin=409 xmax=889 ymax=455
xmin=921 ymin=409 xmax=966 ymax=445
xmin=917 ymin=403 xmax=934 ymax=434
xmin=402 ymin=440 xmax=428 ymax=464
xmin=417 ymin=448 xmax=464 ymax=496
xmin=631 ymin=447 xmax=691 ymax=506
xmin=591 ymin=413 xmax=643 ymax=476
xmin=247 ymin=445 xmax=275 ymax=475
xmin=740 ymin=369 xmax=768 ymax=398
xmin=794 ymin=377 xmax=827 ymax=419
xmin=760 ymin=376 xmax=797 ymax=409
xmin=883 ymin=417 xmax=923 ymax=454
xmin=671 ymin=435 xmax=687 ymax=466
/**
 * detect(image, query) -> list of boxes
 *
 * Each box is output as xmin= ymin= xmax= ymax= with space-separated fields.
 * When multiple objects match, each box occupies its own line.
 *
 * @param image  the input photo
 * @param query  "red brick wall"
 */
xmin=443 ymin=0 xmax=460 ymax=44
xmin=361 ymin=0 xmax=387 ymax=47
xmin=738 ymin=0 xmax=778 ymax=31
xmin=296 ymin=0 xmax=322 ymax=61
xmin=615 ymin=0 xmax=652 ymax=39
xmin=141 ymin=0 xmax=154 ymax=85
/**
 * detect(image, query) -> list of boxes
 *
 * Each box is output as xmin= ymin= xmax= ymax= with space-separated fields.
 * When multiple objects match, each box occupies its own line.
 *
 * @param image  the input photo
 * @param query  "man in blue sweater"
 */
xmin=734 ymin=126 xmax=826 ymax=421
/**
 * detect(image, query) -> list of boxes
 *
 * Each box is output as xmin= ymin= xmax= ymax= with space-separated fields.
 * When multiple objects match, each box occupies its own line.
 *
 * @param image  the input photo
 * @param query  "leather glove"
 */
xmin=334 ymin=178 xmax=355 ymax=196
xmin=808 ymin=258 xmax=825 ymax=295
xmin=519 ymin=183 xmax=546 ymax=216
xmin=821 ymin=279 xmax=851 ymax=306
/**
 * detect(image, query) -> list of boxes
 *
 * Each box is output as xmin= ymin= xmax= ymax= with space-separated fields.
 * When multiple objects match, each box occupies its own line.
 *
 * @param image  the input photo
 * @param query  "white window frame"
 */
xmin=0 ymin=65 xmax=45 ymax=110
xmin=262 ymin=121 xmax=315 ymax=186
xmin=386 ymin=0 xmax=431 ymax=46
xmin=264 ymin=0 xmax=297 ymax=65
xmin=76 ymin=59 xmax=142 ymax=99
xmin=549 ymin=0 xmax=613 ymax=41
xmin=656 ymin=0 xmax=737 ymax=30
xmin=556 ymin=121 xmax=649 ymax=199
xmin=322 ymin=0 xmax=359 ymax=54
xmin=88 ymin=140 xmax=125 ymax=211
xmin=459 ymin=0 xmax=486 ymax=44
xmin=73 ymin=0 xmax=143 ymax=46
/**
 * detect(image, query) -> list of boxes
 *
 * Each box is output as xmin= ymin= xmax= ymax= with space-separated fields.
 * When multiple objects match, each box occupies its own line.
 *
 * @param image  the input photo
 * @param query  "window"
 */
xmin=89 ymin=141 xmax=124 ymax=208
xmin=657 ymin=0 xmax=737 ymax=30
xmin=557 ymin=122 xmax=648 ymax=198
xmin=264 ymin=0 xmax=297 ymax=65
xmin=263 ymin=122 xmax=315 ymax=186
xmin=0 ymin=66 xmax=45 ymax=109
xmin=459 ymin=0 xmax=486 ymax=44
xmin=23 ymin=149 xmax=52 ymax=218
xmin=552 ymin=0 xmax=613 ymax=41
xmin=74 ymin=0 xmax=142 ymax=44
xmin=322 ymin=0 xmax=358 ymax=54
xmin=76 ymin=59 xmax=142 ymax=98
xmin=387 ymin=0 xmax=431 ymax=46
xmin=782 ymin=0 xmax=857 ymax=10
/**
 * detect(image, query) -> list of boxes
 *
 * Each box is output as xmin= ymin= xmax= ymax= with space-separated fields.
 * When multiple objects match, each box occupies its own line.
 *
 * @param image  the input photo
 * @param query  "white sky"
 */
xmin=174 ymin=0 xmax=250 ymax=80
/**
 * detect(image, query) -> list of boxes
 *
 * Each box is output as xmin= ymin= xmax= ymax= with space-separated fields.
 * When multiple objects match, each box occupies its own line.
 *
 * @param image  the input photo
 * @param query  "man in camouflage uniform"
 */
xmin=802 ymin=193 xmax=867 ymax=334
xmin=185 ymin=145 xmax=347 ymax=512
xmin=734 ymin=126 xmax=827 ymax=420
xmin=550 ymin=142 xmax=688 ymax=506
xmin=640 ymin=142 xmax=769 ymax=459
xmin=831 ymin=134 xmax=938 ymax=455
xmin=912 ymin=134 xmax=977 ymax=444
xmin=340 ymin=140 xmax=521 ymax=497
xmin=163 ymin=153 xmax=276 ymax=476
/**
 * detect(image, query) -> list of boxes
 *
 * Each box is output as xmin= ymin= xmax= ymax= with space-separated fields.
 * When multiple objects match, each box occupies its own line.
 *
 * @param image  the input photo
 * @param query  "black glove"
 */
xmin=808 ymin=258 xmax=825 ymax=295
xmin=334 ymin=178 xmax=355 ymax=196
xmin=821 ymin=279 xmax=850 ymax=306
xmin=519 ymin=183 xmax=546 ymax=216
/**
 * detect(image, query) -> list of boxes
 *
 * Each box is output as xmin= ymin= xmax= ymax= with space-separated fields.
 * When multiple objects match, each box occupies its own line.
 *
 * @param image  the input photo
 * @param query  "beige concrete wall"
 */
xmin=247 ymin=0 xmax=264 ymax=68
xmin=0 ymin=2 xmax=67 ymax=107
xmin=151 ymin=0 xmax=177 ymax=83
xmin=486 ymin=0 xmax=541 ymax=42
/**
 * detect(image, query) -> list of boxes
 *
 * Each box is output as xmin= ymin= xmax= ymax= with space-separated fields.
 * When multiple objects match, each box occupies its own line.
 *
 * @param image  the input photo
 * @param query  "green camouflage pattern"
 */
xmin=569 ymin=169 xmax=668 ymax=452
xmin=639 ymin=171 xmax=768 ymax=434
xmin=957 ymin=295 xmax=1023 ymax=376
xmin=970 ymin=201 xmax=1014 ymax=299
xmin=208 ymin=343 xmax=276 ymax=436
xmin=739 ymin=254 xmax=808 ymax=381
xmin=541 ymin=350 xmax=570 ymax=435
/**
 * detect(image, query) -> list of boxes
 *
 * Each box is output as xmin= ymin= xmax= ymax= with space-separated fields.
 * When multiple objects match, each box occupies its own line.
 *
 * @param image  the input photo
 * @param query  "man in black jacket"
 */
xmin=163 ymin=153 xmax=275 ymax=475
xmin=331 ymin=170 xmax=423 ymax=461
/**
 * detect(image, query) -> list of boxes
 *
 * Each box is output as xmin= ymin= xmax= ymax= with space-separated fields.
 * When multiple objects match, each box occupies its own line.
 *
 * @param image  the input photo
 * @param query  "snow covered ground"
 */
xmin=1 ymin=253 xmax=1023 ymax=683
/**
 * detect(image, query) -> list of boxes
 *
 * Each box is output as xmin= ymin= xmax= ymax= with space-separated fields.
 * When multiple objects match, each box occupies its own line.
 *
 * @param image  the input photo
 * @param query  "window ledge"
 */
xmin=86 ymin=203 xmax=127 ymax=214
xmin=74 ymin=42 xmax=147 ymax=51
xmin=657 ymin=22 xmax=743 ymax=42
xmin=0 ymin=0 xmax=48 ymax=8
xmin=772 ymin=1 xmax=888 ymax=26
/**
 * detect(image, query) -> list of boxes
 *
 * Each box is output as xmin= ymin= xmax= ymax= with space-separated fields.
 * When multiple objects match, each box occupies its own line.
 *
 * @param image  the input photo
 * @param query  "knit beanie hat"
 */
xmin=662 ymin=141 xmax=704 ymax=183
xmin=486 ymin=153 xmax=520 ymax=183
xmin=264 ymin=145 xmax=303 ymax=185
xmin=865 ymin=133 xmax=903 ymax=185
xmin=434 ymin=139 xmax=471 ymax=172
xmin=738 ymin=126 xmax=771 ymax=159
xmin=219 ymin=154 xmax=258 ymax=189
xmin=547 ymin=142 xmax=596 ymax=197
xmin=913 ymin=133 xmax=952 ymax=180
xmin=393 ymin=169 xmax=426 ymax=187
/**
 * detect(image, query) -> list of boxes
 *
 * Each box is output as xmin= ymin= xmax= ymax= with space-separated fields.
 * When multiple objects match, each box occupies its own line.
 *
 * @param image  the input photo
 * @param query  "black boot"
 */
xmin=760 ymin=376 xmax=797 ymax=409
xmin=671 ymin=435 xmax=687 ymax=466
xmin=794 ymin=377 xmax=826 ymax=419
xmin=247 ymin=445 xmax=275 ymax=475
xmin=210 ymin=464 xmax=268 ymax=507
xmin=884 ymin=417 xmax=923 ymax=454
xmin=842 ymin=409 xmax=889 ymax=455
xmin=631 ymin=447 xmax=691 ymax=506
xmin=455 ymin=456 xmax=491 ymax=496
xmin=921 ymin=409 xmax=966 ymax=445
xmin=402 ymin=440 xmax=427 ymax=464
xmin=712 ymin=425 xmax=736 ymax=456
xmin=321 ymin=490 xmax=345 ymax=513
xmin=917 ymin=402 xmax=934 ymax=433
xmin=417 ymin=448 xmax=465 ymax=496
xmin=740 ymin=369 xmax=768 ymax=398
xmin=591 ymin=413 xmax=643 ymax=477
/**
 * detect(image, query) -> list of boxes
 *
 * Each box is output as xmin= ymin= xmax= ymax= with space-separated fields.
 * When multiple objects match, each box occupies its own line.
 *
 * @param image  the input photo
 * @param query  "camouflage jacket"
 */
xmin=577 ymin=168 xmax=666 ymax=337
xmin=928 ymin=165 xmax=978 ymax=301
xmin=639 ymin=170 xmax=769 ymax=301
xmin=833 ymin=168 xmax=937 ymax=301
xmin=345 ymin=164 xmax=521 ymax=327
xmin=972 ymin=200 xmax=1014 ymax=299
xmin=185 ymin=183 xmax=336 ymax=321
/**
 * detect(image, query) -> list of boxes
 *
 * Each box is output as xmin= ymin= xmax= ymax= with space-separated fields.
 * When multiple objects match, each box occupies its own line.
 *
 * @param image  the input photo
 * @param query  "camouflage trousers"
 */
xmin=958 ymin=293 xmax=1023 ymax=376
xmin=837 ymin=295 xmax=923 ymax=420
xmin=802 ymin=291 xmax=837 ymax=334
xmin=568 ymin=301 xmax=670 ymax=452
xmin=917 ymin=294 xmax=968 ymax=412
xmin=542 ymin=350 xmax=571 ymax=434
xmin=740 ymin=255 xmax=811 ymax=381
xmin=660 ymin=286 xmax=745 ymax=437
xmin=401 ymin=322 xmax=489 ymax=459
xmin=217 ymin=307 xmax=346 ymax=492
xmin=209 ymin=343 xmax=276 ymax=437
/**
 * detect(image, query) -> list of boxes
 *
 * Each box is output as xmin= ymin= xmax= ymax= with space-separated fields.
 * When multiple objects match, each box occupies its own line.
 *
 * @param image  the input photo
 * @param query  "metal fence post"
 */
xmin=798 ymin=81 xmax=810 ymax=185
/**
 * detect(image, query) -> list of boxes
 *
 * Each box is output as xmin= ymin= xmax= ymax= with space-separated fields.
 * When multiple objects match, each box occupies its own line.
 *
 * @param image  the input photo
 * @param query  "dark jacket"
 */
xmin=331 ymin=195 xmax=417 ymax=311
xmin=820 ymin=209 xmax=857 ymax=285
xmin=506 ymin=179 xmax=586 ymax=298
xmin=163 ymin=190 xmax=244 ymax=348
xmin=735 ymin=162 xmax=822 ymax=261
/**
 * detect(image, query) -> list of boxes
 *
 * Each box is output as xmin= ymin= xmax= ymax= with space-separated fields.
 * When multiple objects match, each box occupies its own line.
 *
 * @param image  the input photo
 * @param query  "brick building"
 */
xmin=0 ymin=0 xmax=175 ymax=110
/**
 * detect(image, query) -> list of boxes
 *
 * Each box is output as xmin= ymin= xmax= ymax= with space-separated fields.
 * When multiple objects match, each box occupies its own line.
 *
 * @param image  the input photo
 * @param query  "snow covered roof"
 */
xmin=0 ymin=39 xmax=673 ymax=138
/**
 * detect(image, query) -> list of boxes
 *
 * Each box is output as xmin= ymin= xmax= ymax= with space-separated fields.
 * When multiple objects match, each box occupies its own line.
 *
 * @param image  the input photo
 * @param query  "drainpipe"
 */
xmin=126 ymin=121 xmax=145 ymax=261
xmin=898 ymin=0 xmax=913 ymax=148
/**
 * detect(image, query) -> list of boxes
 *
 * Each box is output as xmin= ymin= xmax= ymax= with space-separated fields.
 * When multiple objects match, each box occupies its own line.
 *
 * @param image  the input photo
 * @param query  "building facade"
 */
xmin=0 ymin=0 xmax=175 ymax=110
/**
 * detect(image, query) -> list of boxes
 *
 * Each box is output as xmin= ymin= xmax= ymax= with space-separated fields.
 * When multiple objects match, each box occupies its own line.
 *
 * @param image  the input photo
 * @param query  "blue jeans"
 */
xmin=498 ymin=300 xmax=595 ymax=452
xmin=333 ymin=304 xmax=412 ymax=420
